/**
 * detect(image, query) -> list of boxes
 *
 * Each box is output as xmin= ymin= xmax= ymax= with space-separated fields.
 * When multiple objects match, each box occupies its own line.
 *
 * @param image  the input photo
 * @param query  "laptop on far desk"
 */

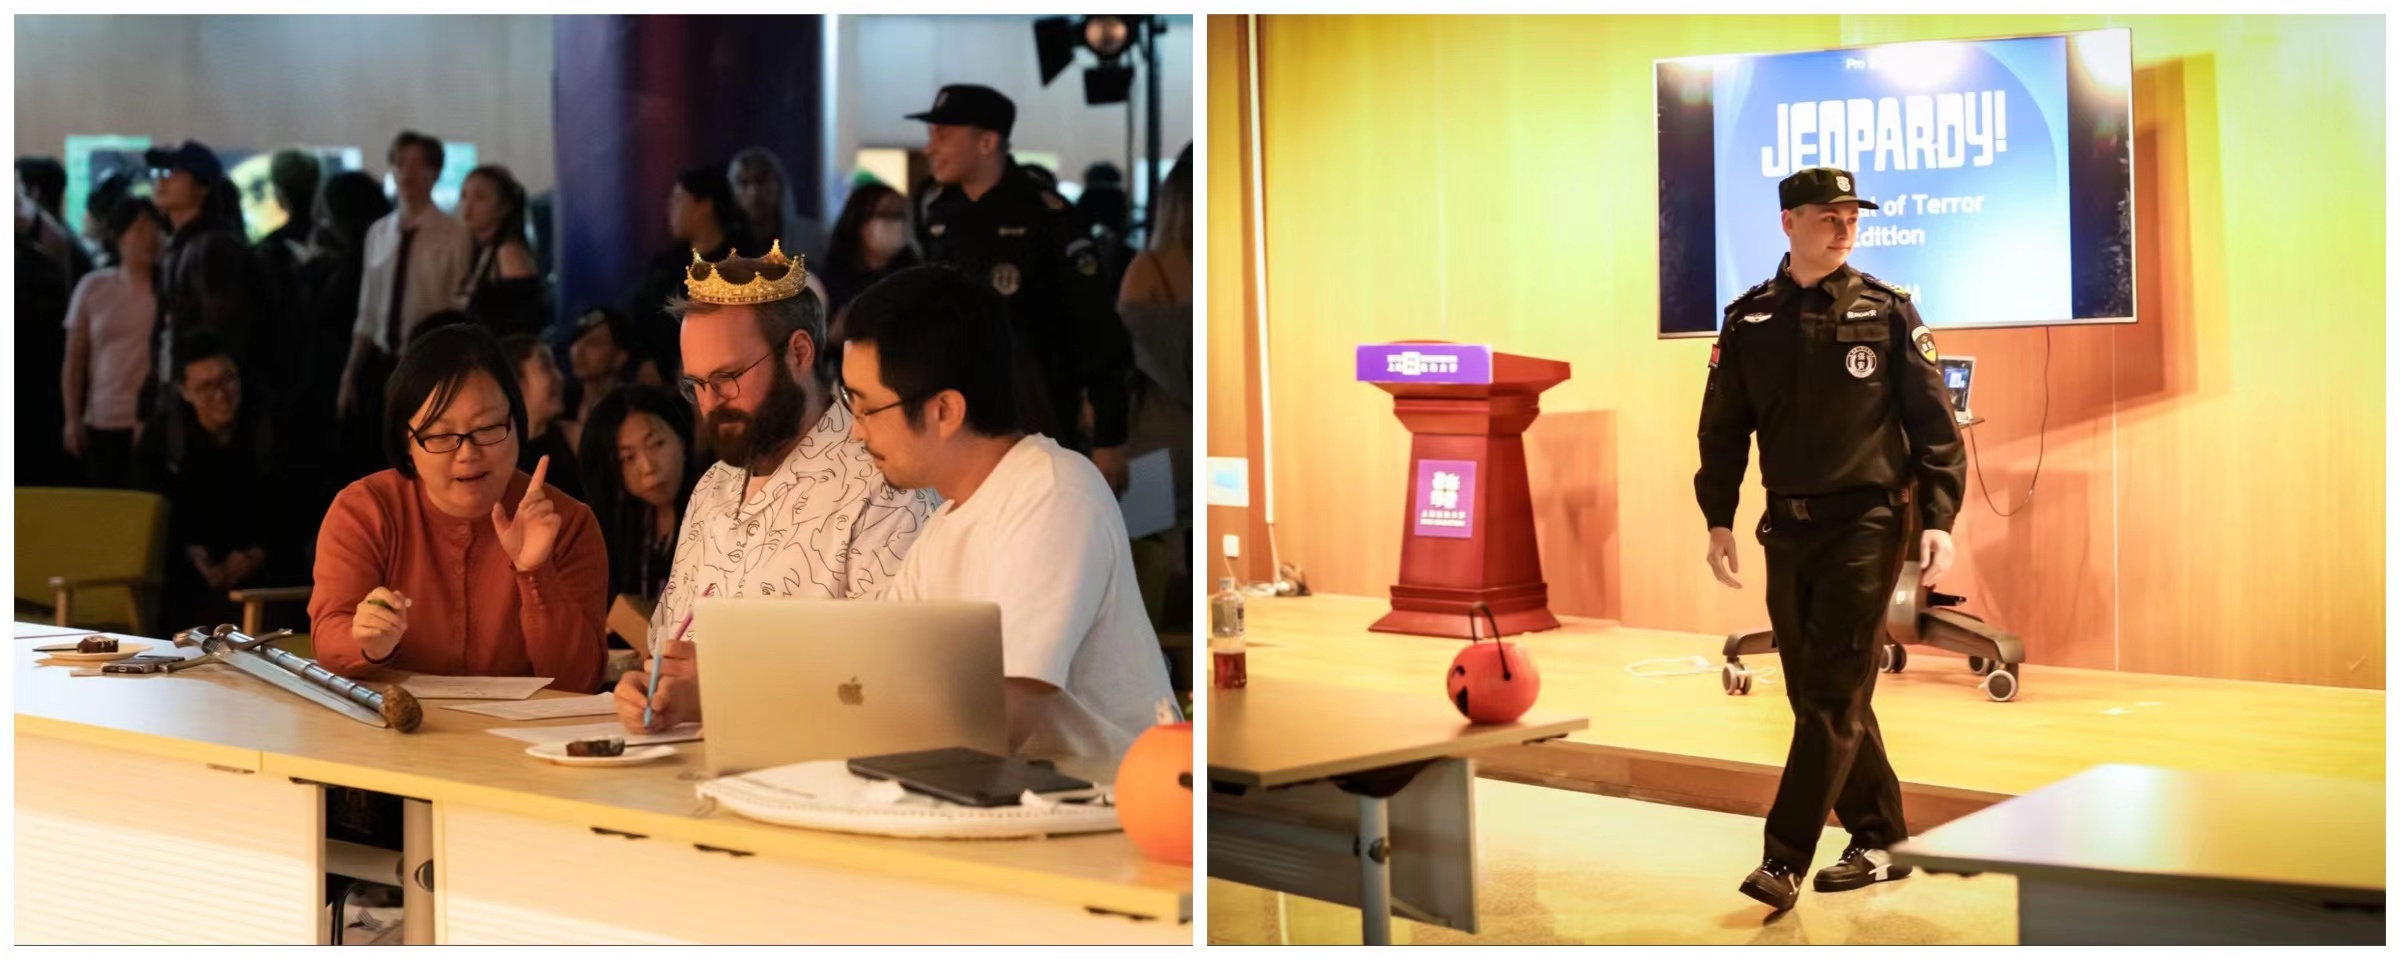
xmin=693 ymin=598 xmax=1008 ymax=777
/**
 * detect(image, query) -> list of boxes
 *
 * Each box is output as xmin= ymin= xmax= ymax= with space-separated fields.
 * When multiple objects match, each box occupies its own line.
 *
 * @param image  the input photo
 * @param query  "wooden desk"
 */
xmin=1892 ymin=764 xmax=2384 ymax=945
xmin=1207 ymin=678 xmax=1588 ymax=944
xmin=14 ymin=631 xmax=1190 ymax=944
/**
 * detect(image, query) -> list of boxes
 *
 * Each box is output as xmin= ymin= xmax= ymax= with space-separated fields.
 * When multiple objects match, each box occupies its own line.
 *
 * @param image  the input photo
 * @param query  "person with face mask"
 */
xmin=309 ymin=323 xmax=609 ymax=692
xmin=817 ymin=181 xmax=918 ymax=321
xmin=610 ymin=245 xmax=937 ymax=735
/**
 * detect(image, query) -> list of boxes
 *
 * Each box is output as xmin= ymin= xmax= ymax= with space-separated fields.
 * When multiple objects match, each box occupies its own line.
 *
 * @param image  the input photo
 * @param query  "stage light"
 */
xmin=1084 ymin=61 xmax=1133 ymax=105
xmin=1034 ymin=16 xmax=1081 ymax=86
xmin=1083 ymin=15 xmax=1131 ymax=58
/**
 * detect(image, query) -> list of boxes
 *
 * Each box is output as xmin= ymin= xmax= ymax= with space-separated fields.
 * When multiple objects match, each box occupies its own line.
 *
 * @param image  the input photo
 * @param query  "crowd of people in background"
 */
xmin=17 ymin=105 xmax=1193 ymax=651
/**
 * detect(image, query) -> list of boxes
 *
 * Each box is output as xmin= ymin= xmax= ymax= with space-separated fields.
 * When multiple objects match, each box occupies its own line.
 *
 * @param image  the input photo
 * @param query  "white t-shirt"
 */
xmin=63 ymin=267 xmax=157 ymax=431
xmin=885 ymin=434 xmax=1177 ymax=770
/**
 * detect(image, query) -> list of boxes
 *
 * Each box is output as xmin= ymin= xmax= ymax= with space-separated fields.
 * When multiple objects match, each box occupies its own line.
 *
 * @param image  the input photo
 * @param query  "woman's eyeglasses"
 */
xmin=414 ymin=421 xmax=513 ymax=454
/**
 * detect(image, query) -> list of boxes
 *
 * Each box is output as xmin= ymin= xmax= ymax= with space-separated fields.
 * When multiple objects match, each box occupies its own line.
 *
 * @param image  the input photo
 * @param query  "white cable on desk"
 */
xmin=1625 ymin=656 xmax=1778 ymax=684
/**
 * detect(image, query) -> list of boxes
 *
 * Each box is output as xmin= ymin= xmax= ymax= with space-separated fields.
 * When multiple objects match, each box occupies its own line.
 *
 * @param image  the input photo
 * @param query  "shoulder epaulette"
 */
xmin=1723 ymin=277 xmax=1774 ymax=316
xmin=1855 ymin=270 xmax=1911 ymax=301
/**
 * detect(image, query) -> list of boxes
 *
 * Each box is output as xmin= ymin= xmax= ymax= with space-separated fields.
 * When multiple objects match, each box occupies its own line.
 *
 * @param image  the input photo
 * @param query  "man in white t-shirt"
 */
xmin=838 ymin=265 xmax=1177 ymax=770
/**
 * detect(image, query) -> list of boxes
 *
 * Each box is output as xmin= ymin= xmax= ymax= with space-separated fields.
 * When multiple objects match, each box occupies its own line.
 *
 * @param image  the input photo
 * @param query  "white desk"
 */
xmin=14 ymin=624 xmax=1190 ymax=944
xmin=1892 ymin=764 xmax=2383 ymax=945
xmin=1206 ymin=678 xmax=1588 ymax=944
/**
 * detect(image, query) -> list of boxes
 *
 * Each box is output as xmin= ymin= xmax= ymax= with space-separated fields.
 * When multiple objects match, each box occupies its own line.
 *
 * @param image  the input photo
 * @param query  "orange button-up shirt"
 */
xmin=308 ymin=469 xmax=608 ymax=693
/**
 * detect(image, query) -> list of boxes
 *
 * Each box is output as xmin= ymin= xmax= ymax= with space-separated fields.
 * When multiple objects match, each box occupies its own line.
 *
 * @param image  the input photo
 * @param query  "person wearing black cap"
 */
xmin=1695 ymin=166 xmax=1967 ymax=912
xmin=907 ymin=83 xmax=1135 ymax=493
xmin=144 ymin=140 xmax=271 ymax=421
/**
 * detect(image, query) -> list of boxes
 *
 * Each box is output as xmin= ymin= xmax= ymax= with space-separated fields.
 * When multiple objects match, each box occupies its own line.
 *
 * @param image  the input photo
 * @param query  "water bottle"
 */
xmin=1209 ymin=577 xmax=1248 ymax=690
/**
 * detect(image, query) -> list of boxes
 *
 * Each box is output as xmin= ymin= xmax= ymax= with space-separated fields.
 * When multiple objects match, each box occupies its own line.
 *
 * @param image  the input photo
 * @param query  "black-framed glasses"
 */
xmin=414 ymin=421 xmax=513 ymax=454
xmin=678 ymin=351 xmax=775 ymax=403
xmin=839 ymin=385 xmax=914 ymax=420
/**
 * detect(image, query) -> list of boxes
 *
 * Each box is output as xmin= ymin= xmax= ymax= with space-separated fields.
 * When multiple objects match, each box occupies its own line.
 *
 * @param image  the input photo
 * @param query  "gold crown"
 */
xmin=683 ymin=240 xmax=808 ymax=305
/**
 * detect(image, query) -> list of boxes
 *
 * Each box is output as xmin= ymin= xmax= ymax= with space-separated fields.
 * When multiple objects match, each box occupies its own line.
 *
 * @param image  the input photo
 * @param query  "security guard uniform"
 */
xmin=908 ymin=84 xmax=1133 ymax=452
xmin=1694 ymin=166 xmax=1967 ymax=906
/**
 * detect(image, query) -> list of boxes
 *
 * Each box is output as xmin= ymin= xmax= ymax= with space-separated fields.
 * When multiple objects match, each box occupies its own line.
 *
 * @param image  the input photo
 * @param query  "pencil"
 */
xmin=644 ymin=583 xmax=713 ymax=729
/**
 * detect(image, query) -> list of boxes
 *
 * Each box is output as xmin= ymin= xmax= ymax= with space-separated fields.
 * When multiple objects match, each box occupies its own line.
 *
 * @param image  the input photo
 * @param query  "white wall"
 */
xmin=14 ymin=15 xmax=556 ymax=190
xmin=831 ymin=14 xmax=1194 ymax=209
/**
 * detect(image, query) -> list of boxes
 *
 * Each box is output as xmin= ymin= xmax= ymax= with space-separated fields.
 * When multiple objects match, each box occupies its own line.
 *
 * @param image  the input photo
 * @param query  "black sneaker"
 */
xmin=1814 ymin=841 xmax=1913 ymax=892
xmin=1738 ymin=857 xmax=1804 ymax=911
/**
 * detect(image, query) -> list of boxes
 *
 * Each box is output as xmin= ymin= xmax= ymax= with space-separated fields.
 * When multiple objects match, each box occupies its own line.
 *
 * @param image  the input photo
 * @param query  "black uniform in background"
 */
xmin=917 ymin=160 xmax=1132 ymax=452
xmin=1695 ymin=254 xmax=1967 ymax=872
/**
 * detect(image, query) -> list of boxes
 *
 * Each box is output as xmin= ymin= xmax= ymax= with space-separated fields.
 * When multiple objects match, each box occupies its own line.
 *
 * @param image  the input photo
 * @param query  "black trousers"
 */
xmin=79 ymin=428 xmax=137 ymax=488
xmin=1758 ymin=502 xmax=1909 ymax=869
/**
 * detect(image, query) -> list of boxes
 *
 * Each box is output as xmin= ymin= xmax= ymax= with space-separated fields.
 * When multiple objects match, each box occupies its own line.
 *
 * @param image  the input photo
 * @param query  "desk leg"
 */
xmin=1358 ymin=793 xmax=1393 ymax=946
xmin=403 ymin=799 xmax=434 ymax=945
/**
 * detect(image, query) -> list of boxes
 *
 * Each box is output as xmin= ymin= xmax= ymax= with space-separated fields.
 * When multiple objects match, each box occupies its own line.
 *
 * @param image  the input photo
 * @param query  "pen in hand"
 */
xmin=644 ymin=583 xmax=713 ymax=730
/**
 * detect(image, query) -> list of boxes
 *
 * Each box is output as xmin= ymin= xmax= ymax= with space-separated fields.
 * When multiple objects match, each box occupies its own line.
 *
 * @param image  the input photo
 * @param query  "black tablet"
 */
xmin=846 ymin=747 xmax=1094 ymax=808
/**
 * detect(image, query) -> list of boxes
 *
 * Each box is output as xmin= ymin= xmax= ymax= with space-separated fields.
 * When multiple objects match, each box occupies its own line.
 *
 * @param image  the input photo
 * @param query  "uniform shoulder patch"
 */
xmin=1855 ymin=270 xmax=1911 ymax=301
xmin=1042 ymin=191 xmax=1067 ymax=211
xmin=1911 ymin=325 xmax=1938 ymax=365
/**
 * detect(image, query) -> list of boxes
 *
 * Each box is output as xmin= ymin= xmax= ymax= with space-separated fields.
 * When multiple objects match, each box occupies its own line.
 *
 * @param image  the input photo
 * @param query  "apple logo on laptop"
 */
xmin=837 ymin=676 xmax=864 ymax=706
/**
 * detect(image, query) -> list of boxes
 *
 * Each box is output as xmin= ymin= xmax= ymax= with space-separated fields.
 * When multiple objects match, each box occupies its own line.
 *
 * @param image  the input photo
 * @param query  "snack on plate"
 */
xmin=565 ymin=737 xmax=626 ymax=757
xmin=77 ymin=636 xmax=120 ymax=654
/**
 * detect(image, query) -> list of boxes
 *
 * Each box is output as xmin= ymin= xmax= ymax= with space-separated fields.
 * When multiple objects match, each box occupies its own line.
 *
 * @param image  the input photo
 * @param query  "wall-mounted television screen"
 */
xmin=1657 ymin=28 xmax=2133 ymax=337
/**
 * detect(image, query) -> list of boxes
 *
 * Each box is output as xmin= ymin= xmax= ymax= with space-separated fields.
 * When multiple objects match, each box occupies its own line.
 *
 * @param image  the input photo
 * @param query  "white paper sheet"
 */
xmin=441 ymin=693 xmax=616 ymax=720
xmin=399 ymin=676 xmax=554 ymax=700
xmin=486 ymin=720 xmax=703 ymax=747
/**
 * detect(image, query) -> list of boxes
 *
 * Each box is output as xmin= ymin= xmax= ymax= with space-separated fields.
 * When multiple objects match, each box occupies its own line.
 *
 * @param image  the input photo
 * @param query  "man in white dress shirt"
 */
xmin=615 ymin=243 xmax=937 ymax=733
xmin=337 ymin=130 xmax=474 ymax=424
xmin=839 ymin=265 xmax=1176 ymax=771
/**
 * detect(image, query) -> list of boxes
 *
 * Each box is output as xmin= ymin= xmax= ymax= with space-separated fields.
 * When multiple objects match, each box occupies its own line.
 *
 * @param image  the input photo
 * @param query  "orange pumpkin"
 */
xmin=1115 ymin=721 xmax=1193 ymax=864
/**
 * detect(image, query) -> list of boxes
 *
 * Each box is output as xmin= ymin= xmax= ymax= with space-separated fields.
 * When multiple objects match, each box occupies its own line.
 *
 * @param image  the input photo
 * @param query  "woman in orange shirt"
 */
xmin=309 ymin=324 xmax=609 ymax=692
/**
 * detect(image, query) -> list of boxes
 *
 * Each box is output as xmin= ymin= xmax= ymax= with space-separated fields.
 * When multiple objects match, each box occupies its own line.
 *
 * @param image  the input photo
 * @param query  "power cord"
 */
xmin=1625 ymin=656 xmax=1779 ymax=685
xmin=1965 ymin=325 xmax=2050 ymax=518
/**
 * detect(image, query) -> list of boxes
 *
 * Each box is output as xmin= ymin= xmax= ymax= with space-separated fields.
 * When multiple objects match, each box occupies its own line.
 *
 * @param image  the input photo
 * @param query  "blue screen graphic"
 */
xmin=1704 ymin=37 xmax=2072 ymax=326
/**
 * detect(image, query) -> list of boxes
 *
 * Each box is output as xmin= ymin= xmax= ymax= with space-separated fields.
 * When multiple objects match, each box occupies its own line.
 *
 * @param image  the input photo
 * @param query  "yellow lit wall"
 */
xmin=1219 ymin=15 xmax=2384 ymax=688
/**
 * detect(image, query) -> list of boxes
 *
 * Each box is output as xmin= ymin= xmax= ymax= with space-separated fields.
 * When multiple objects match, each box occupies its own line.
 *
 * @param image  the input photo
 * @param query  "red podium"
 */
xmin=1356 ymin=343 xmax=1570 ymax=639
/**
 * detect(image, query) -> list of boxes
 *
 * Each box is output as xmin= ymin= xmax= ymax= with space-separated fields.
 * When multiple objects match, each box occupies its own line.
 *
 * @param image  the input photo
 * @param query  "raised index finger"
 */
xmin=524 ymin=455 xmax=551 ymax=500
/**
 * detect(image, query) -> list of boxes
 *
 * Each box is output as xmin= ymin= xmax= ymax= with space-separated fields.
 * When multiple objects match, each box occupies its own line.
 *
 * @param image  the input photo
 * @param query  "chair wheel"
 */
xmin=1881 ymin=643 xmax=1908 ymax=674
xmin=1723 ymin=664 xmax=1754 ymax=696
xmin=1968 ymin=655 xmax=1993 ymax=676
xmin=1981 ymin=665 xmax=2020 ymax=702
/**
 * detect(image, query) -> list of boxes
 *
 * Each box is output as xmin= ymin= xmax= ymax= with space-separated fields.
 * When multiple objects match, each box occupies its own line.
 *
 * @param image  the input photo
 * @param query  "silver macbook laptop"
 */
xmin=693 ymin=598 xmax=1009 ymax=776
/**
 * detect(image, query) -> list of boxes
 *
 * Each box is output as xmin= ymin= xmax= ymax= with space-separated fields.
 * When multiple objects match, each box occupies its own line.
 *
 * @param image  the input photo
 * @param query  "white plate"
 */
xmin=525 ymin=742 xmax=676 ymax=767
xmin=41 ymin=639 xmax=150 ymax=662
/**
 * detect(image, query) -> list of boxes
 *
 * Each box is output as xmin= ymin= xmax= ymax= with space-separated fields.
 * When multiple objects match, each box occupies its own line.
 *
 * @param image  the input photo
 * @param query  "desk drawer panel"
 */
xmin=439 ymin=805 xmax=1185 ymax=944
xmin=15 ymin=733 xmax=320 ymax=944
